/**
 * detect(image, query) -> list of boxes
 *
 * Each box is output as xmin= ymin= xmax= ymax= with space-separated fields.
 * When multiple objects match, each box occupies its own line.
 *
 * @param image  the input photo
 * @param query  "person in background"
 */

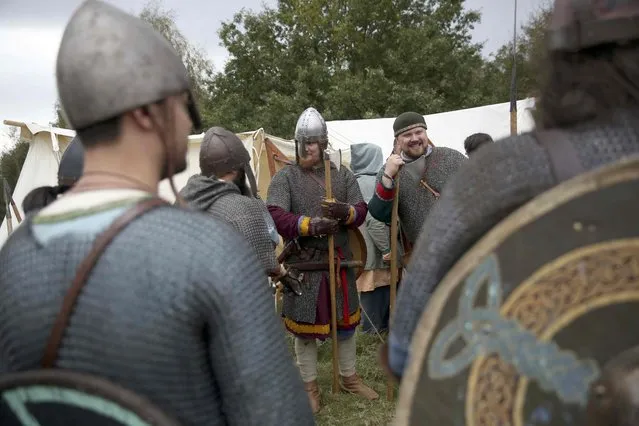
xmin=267 ymin=107 xmax=380 ymax=413
xmin=350 ymin=142 xmax=400 ymax=334
xmin=22 ymin=136 xmax=84 ymax=215
xmin=368 ymin=112 xmax=466 ymax=246
xmin=463 ymin=132 xmax=493 ymax=157
xmin=180 ymin=126 xmax=302 ymax=295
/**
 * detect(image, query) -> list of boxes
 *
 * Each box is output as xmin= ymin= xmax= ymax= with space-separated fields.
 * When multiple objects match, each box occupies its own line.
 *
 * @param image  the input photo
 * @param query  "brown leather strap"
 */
xmin=306 ymin=171 xmax=326 ymax=191
xmin=535 ymin=130 xmax=585 ymax=183
xmin=41 ymin=197 xmax=169 ymax=368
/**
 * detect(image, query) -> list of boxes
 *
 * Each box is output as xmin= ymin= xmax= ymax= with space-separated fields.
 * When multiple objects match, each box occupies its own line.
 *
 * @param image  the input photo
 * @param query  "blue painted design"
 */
xmin=427 ymin=254 xmax=600 ymax=406
xmin=2 ymin=385 xmax=150 ymax=425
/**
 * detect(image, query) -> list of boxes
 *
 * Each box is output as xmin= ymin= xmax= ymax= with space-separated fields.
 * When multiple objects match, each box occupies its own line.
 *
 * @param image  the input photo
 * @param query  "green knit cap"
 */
xmin=393 ymin=112 xmax=427 ymax=137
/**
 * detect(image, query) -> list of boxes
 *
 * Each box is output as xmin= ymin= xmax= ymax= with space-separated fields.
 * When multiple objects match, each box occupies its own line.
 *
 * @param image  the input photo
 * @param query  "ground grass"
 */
xmin=285 ymin=331 xmax=398 ymax=425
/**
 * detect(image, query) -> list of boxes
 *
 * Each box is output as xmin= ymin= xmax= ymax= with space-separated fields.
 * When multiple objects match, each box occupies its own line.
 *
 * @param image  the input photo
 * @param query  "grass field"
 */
xmin=286 ymin=332 xmax=398 ymax=425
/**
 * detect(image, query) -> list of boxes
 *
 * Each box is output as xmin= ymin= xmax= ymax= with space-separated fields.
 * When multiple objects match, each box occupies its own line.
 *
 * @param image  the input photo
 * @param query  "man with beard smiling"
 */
xmin=180 ymin=126 xmax=303 ymax=295
xmin=267 ymin=107 xmax=379 ymax=413
xmin=368 ymin=112 xmax=466 ymax=248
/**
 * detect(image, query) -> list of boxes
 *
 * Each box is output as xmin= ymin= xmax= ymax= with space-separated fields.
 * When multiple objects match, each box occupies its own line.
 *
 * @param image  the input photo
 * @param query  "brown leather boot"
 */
xmin=303 ymin=380 xmax=321 ymax=414
xmin=340 ymin=373 xmax=380 ymax=400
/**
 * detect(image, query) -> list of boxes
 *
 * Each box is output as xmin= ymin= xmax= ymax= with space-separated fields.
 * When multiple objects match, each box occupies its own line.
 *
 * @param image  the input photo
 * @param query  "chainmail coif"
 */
xmin=390 ymin=109 xmax=639 ymax=377
xmin=0 ymin=206 xmax=314 ymax=425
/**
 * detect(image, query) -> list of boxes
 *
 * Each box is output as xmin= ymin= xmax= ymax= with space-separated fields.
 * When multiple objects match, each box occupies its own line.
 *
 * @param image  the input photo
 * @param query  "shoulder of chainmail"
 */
xmin=207 ymin=192 xmax=279 ymax=274
xmin=266 ymin=165 xmax=296 ymax=210
xmin=392 ymin=117 xmax=639 ymax=365
xmin=0 ymin=205 xmax=314 ymax=425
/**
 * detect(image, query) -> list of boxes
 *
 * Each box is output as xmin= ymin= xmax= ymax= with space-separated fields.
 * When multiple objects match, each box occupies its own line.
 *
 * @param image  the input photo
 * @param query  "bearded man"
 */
xmin=385 ymin=0 xmax=639 ymax=381
xmin=368 ymin=112 xmax=466 ymax=247
xmin=0 ymin=2 xmax=313 ymax=425
xmin=180 ymin=126 xmax=302 ymax=295
xmin=267 ymin=107 xmax=379 ymax=413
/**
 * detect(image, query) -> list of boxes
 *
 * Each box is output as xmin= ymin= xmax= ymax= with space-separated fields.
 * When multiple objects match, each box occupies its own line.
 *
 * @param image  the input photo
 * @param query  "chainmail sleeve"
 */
xmin=388 ymin=135 xmax=556 ymax=377
xmin=266 ymin=168 xmax=292 ymax=211
xmin=199 ymin=226 xmax=315 ymax=425
xmin=226 ymin=198 xmax=280 ymax=275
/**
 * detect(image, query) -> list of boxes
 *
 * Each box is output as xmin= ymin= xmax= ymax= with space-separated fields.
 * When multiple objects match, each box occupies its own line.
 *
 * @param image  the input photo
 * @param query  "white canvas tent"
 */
xmin=1 ymin=98 xmax=536 ymax=247
xmin=327 ymin=98 xmax=536 ymax=158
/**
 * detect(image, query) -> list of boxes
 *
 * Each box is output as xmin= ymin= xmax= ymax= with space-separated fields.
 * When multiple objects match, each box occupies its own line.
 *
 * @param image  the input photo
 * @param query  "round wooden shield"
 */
xmin=0 ymin=370 xmax=182 ymax=425
xmin=395 ymin=155 xmax=639 ymax=426
xmin=348 ymin=227 xmax=367 ymax=279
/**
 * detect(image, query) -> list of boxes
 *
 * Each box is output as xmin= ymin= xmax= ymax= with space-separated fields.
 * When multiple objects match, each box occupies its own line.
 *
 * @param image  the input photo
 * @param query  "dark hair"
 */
xmin=464 ymin=133 xmax=493 ymax=156
xmin=536 ymin=40 xmax=639 ymax=129
xmin=22 ymin=185 xmax=71 ymax=215
xmin=75 ymin=115 xmax=122 ymax=148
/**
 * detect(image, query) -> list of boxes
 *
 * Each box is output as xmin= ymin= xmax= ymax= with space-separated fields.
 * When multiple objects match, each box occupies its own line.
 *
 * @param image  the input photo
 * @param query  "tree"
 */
xmin=51 ymin=0 xmax=214 ymax=129
xmin=0 ymin=128 xmax=29 ymax=221
xmin=206 ymin=0 xmax=502 ymax=138
xmin=484 ymin=1 xmax=553 ymax=103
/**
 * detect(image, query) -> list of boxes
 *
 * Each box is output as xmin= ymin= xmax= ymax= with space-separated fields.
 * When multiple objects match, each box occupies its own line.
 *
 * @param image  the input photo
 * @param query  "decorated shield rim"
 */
xmin=0 ymin=369 xmax=183 ymax=426
xmin=394 ymin=154 xmax=639 ymax=425
xmin=348 ymin=227 xmax=368 ymax=279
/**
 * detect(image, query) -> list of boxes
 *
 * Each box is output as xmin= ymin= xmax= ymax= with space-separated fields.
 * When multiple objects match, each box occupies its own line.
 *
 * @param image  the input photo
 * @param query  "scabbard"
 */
xmin=287 ymin=260 xmax=362 ymax=271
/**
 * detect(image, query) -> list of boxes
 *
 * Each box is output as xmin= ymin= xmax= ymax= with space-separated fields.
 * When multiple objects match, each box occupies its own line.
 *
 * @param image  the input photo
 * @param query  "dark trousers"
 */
xmin=360 ymin=285 xmax=390 ymax=334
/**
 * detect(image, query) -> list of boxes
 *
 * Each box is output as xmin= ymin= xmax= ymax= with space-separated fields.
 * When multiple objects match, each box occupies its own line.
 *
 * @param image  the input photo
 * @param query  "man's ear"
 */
xmin=130 ymin=103 xmax=168 ymax=132
xmin=129 ymin=106 xmax=155 ymax=131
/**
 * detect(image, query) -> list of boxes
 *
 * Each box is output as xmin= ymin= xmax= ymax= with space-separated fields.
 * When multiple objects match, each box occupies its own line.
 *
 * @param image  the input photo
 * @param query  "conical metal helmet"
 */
xmin=56 ymin=0 xmax=201 ymax=131
xmin=58 ymin=136 xmax=84 ymax=187
xmin=199 ymin=127 xmax=258 ymax=197
xmin=294 ymin=107 xmax=328 ymax=159
xmin=547 ymin=0 xmax=639 ymax=52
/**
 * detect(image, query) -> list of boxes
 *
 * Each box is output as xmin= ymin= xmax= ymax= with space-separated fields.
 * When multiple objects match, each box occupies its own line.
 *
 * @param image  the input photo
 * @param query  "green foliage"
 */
xmin=139 ymin=0 xmax=214 ymax=112
xmin=206 ymin=0 xmax=504 ymax=138
xmin=483 ymin=1 xmax=552 ymax=103
xmin=46 ymin=0 xmax=553 ymax=141
xmin=0 ymin=128 xmax=29 ymax=221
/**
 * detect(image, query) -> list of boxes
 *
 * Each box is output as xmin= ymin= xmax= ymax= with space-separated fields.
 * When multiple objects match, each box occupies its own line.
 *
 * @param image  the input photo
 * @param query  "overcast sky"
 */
xmin=0 ymin=0 xmax=546 ymax=150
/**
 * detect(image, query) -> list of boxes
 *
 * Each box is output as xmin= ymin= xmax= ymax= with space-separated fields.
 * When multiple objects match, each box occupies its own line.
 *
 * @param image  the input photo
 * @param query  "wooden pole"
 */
xmin=3 ymin=179 xmax=13 ymax=234
xmin=9 ymin=197 xmax=22 ymax=223
xmin=386 ymin=175 xmax=400 ymax=401
xmin=324 ymin=151 xmax=340 ymax=393
xmin=509 ymin=0 xmax=518 ymax=136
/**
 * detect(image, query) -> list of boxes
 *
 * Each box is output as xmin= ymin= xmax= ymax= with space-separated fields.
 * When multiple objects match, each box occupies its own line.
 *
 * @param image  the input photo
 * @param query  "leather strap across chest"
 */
xmin=41 ymin=197 xmax=169 ymax=368
xmin=535 ymin=129 xmax=585 ymax=183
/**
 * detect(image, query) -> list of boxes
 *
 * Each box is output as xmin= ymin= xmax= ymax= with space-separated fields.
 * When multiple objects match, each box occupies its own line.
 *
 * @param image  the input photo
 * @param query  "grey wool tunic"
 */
xmin=0 ymin=191 xmax=314 ymax=426
xmin=389 ymin=110 xmax=639 ymax=378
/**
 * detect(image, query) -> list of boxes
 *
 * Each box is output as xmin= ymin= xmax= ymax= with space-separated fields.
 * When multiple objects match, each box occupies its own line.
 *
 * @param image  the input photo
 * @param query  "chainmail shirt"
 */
xmin=267 ymin=163 xmax=365 ymax=326
xmin=0 ymin=190 xmax=314 ymax=425
xmin=389 ymin=110 xmax=639 ymax=377
xmin=179 ymin=174 xmax=279 ymax=275
xmin=368 ymin=146 xmax=466 ymax=244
